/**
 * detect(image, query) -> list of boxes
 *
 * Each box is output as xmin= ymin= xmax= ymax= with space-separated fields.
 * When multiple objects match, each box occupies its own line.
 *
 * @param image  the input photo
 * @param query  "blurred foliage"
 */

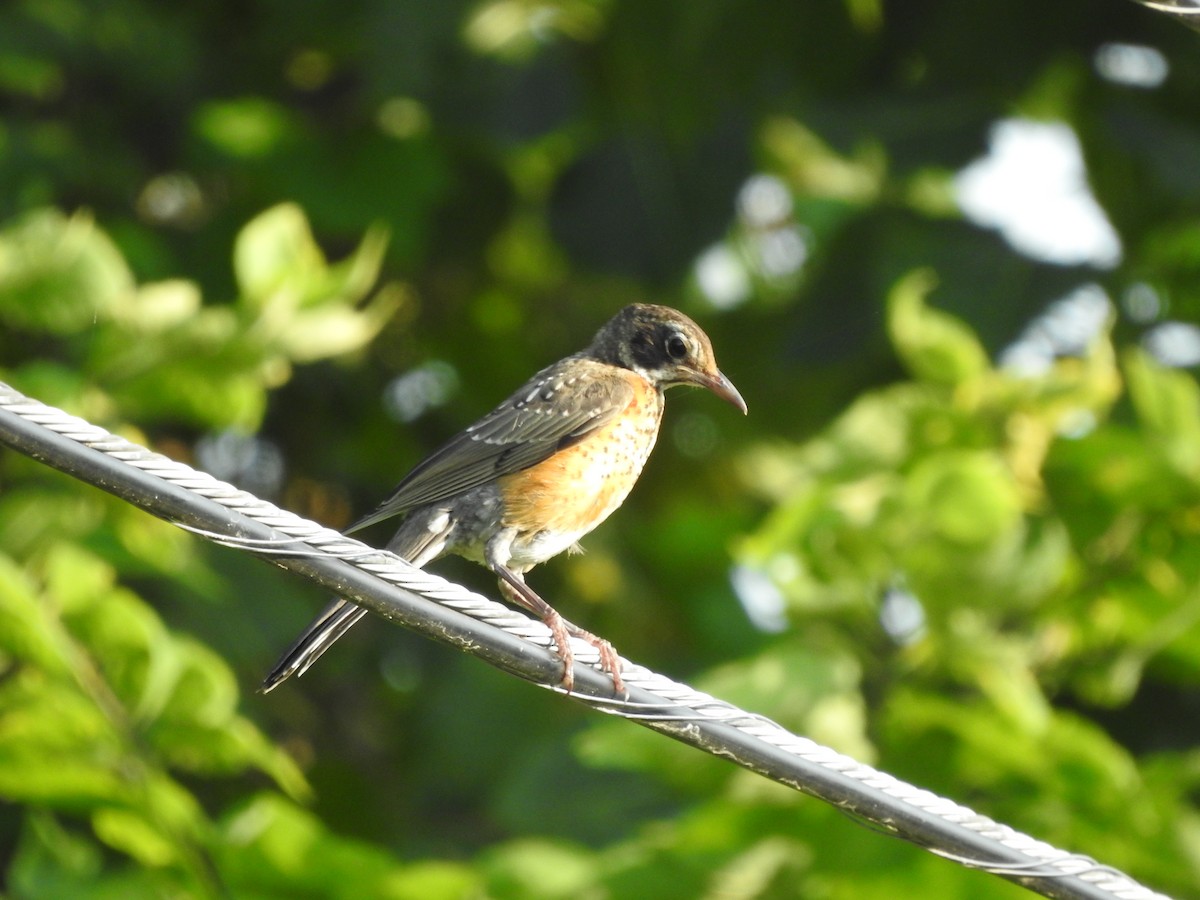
xmin=2 ymin=0 xmax=1200 ymax=897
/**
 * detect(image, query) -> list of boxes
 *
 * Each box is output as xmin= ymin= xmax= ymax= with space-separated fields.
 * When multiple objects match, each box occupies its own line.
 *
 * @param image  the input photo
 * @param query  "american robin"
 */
xmin=262 ymin=303 xmax=746 ymax=695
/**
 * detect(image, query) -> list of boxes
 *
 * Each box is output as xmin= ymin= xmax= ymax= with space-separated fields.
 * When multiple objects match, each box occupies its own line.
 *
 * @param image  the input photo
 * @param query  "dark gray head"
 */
xmin=587 ymin=304 xmax=747 ymax=413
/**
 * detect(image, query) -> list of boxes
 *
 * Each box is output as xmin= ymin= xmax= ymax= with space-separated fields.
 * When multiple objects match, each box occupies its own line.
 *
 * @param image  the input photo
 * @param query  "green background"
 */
xmin=2 ymin=1 xmax=1199 ymax=897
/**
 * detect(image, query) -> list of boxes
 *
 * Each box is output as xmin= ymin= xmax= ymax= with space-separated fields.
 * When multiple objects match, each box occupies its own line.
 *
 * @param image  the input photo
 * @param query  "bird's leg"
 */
xmin=496 ymin=577 xmax=575 ymax=690
xmin=494 ymin=567 xmax=626 ymax=696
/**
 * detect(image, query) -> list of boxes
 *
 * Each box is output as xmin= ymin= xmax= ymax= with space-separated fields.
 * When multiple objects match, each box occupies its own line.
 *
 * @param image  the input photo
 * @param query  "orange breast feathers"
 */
xmin=497 ymin=375 xmax=664 ymax=539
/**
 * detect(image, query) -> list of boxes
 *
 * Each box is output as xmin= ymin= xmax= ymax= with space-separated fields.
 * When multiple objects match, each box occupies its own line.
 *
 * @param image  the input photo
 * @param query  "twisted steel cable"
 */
xmin=1128 ymin=0 xmax=1200 ymax=32
xmin=0 ymin=380 xmax=1172 ymax=900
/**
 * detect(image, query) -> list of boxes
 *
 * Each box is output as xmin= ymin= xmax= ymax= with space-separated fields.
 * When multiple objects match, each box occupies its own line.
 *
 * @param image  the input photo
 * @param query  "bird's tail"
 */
xmin=260 ymin=600 xmax=369 ymax=692
xmin=260 ymin=512 xmax=451 ymax=693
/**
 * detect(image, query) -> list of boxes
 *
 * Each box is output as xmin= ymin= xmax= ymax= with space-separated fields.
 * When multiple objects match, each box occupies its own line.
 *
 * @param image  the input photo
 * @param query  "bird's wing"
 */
xmin=346 ymin=359 xmax=636 ymax=533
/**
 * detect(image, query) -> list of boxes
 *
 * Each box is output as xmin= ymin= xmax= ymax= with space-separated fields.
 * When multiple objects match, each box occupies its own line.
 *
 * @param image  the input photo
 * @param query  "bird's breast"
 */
xmin=497 ymin=375 xmax=664 ymax=565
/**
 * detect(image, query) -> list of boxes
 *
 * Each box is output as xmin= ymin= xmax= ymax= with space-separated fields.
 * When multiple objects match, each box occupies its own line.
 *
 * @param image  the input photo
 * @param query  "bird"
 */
xmin=261 ymin=303 xmax=746 ymax=696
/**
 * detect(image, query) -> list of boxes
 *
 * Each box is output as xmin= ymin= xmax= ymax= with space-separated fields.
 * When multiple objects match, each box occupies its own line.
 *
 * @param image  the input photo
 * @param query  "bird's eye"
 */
xmin=665 ymin=333 xmax=689 ymax=361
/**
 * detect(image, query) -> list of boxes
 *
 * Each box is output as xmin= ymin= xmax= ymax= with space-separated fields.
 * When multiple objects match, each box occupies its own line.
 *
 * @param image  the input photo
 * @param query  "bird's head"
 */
xmin=590 ymin=304 xmax=747 ymax=414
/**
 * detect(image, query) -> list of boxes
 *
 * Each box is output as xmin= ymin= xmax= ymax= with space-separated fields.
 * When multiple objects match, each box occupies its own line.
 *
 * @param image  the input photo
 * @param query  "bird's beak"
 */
xmin=693 ymin=369 xmax=748 ymax=415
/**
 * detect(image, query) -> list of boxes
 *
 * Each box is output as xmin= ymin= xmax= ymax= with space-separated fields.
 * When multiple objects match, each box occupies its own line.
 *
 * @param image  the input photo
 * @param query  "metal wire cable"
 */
xmin=1129 ymin=0 xmax=1200 ymax=32
xmin=0 ymin=380 xmax=1173 ymax=900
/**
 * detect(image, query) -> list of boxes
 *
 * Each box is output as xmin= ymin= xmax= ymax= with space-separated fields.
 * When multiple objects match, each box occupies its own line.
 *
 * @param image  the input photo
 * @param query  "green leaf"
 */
xmin=8 ymin=813 xmax=104 ymax=897
xmin=317 ymin=221 xmax=391 ymax=310
xmin=217 ymin=794 xmax=479 ymax=898
xmin=1123 ymin=348 xmax=1200 ymax=475
xmin=42 ymin=543 xmax=118 ymax=615
xmin=234 ymin=205 xmax=396 ymax=360
xmin=233 ymin=203 xmax=326 ymax=308
xmin=903 ymin=450 xmax=1022 ymax=547
xmin=92 ymin=808 xmax=179 ymax=867
xmin=482 ymin=838 xmax=599 ymax=900
xmin=124 ymin=280 xmax=202 ymax=332
xmin=0 ymin=209 xmax=135 ymax=333
xmin=0 ymin=555 xmax=71 ymax=672
xmin=193 ymin=96 xmax=295 ymax=158
xmin=0 ymin=674 xmax=125 ymax=806
xmin=276 ymin=289 xmax=401 ymax=362
xmin=887 ymin=269 xmax=990 ymax=386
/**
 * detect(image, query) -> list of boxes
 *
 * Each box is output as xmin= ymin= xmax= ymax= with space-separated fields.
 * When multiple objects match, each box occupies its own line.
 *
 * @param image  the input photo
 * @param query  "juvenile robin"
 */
xmin=262 ymin=304 xmax=746 ymax=695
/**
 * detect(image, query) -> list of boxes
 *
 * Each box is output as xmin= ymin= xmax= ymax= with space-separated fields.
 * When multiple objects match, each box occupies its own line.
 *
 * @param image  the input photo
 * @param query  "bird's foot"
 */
xmin=551 ymin=612 xmax=626 ymax=697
